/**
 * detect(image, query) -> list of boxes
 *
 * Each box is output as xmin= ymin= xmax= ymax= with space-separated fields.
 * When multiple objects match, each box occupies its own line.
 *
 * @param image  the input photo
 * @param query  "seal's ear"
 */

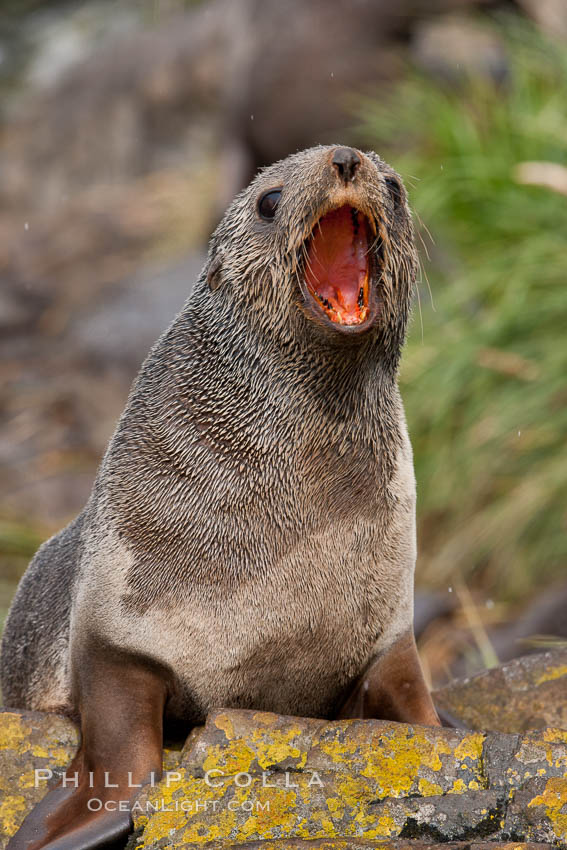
xmin=384 ymin=176 xmax=403 ymax=210
xmin=207 ymin=252 xmax=224 ymax=291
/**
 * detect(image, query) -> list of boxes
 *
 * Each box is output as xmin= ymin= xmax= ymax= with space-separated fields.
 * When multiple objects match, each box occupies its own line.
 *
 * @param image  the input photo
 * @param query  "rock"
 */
xmin=0 ymin=249 xmax=202 ymax=528
xmin=412 ymin=14 xmax=507 ymax=83
xmin=505 ymin=777 xmax=567 ymax=846
xmin=180 ymin=711 xmax=486 ymax=796
xmin=488 ymin=582 xmax=567 ymax=665
xmin=128 ymin=709 xmax=567 ymax=848
xmin=2 ymin=703 xmax=567 ymax=847
xmin=517 ymin=0 xmax=567 ymax=40
xmin=161 ymin=841 xmax=557 ymax=849
xmin=484 ymin=728 xmax=567 ymax=791
xmin=2 ymin=0 xmax=504 ymax=214
xmin=0 ymin=708 xmax=180 ymax=848
xmin=0 ymin=709 xmax=78 ymax=846
xmin=434 ymin=649 xmax=567 ymax=733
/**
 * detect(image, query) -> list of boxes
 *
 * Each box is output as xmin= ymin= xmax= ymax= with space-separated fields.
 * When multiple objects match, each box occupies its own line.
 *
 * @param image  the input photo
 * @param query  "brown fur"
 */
xmin=1 ymin=145 xmax=419 ymax=730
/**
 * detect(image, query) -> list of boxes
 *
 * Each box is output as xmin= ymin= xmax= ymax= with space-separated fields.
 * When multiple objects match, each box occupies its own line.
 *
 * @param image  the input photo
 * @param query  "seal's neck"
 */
xmin=177 ymin=283 xmax=401 ymax=428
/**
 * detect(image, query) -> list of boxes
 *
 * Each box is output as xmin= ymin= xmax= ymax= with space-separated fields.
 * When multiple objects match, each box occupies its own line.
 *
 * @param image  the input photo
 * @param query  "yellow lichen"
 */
xmin=0 ymin=795 xmax=28 ymax=837
xmin=16 ymin=770 xmax=39 ymax=790
xmin=535 ymin=665 xmax=567 ymax=686
xmin=252 ymin=712 xmax=278 ymax=727
xmin=315 ymin=728 xmax=358 ymax=765
xmin=543 ymin=727 xmax=567 ymax=746
xmin=454 ymin=732 xmax=484 ymax=763
xmin=335 ymin=773 xmax=372 ymax=809
xmin=418 ymin=777 xmax=443 ymax=796
xmin=214 ymin=713 xmax=235 ymax=740
xmin=202 ymin=718 xmax=308 ymax=776
xmin=138 ymin=773 xmax=331 ymax=846
xmin=528 ymin=776 xmax=567 ymax=842
xmin=374 ymin=813 xmax=398 ymax=838
xmin=0 ymin=714 xmax=27 ymax=751
xmin=359 ymin=727 xmax=448 ymax=796
xmin=325 ymin=796 xmax=342 ymax=814
xmin=201 ymin=738 xmax=255 ymax=776
xmin=251 ymin=723 xmax=306 ymax=770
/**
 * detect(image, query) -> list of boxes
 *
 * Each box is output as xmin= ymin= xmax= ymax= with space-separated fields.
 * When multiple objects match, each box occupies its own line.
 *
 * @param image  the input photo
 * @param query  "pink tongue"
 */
xmin=305 ymin=205 xmax=369 ymax=319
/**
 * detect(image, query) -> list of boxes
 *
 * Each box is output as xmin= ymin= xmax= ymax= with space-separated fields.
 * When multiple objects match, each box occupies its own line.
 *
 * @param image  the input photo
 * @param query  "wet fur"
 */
xmin=1 ymin=145 xmax=418 ymax=728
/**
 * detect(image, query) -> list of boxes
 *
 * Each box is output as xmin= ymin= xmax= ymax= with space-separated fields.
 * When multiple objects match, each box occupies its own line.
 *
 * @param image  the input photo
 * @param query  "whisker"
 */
xmin=365 ymin=233 xmax=383 ymax=258
xmin=421 ymin=259 xmax=435 ymax=312
xmin=414 ymin=210 xmax=435 ymax=249
xmin=415 ymin=275 xmax=424 ymax=343
xmin=415 ymin=225 xmax=431 ymax=263
xmin=299 ymin=242 xmax=318 ymax=282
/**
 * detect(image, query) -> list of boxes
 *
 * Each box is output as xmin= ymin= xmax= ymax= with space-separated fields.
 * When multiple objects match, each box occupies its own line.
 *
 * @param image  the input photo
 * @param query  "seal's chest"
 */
xmin=170 ymin=518 xmax=399 ymax=717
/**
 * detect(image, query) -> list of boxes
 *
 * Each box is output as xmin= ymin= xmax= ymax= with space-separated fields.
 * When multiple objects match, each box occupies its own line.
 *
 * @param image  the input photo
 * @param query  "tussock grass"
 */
xmin=361 ymin=21 xmax=567 ymax=600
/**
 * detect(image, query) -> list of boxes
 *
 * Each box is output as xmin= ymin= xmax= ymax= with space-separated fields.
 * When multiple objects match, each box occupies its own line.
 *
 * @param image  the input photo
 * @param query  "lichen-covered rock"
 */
xmin=1 ymin=705 xmax=566 ymax=849
xmin=0 ymin=709 xmax=181 ymax=848
xmin=162 ymin=841 xmax=558 ymax=850
xmin=434 ymin=650 xmax=567 ymax=733
xmin=182 ymin=711 xmax=486 ymax=797
xmin=129 ymin=710 xmax=567 ymax=848
xmin=0 ymin=709 xmax=78 ymax=847
xmin=484 ymin=728 xmax=567 ymax=791
xmin=505 ymin=777 xmax=567 ymax=846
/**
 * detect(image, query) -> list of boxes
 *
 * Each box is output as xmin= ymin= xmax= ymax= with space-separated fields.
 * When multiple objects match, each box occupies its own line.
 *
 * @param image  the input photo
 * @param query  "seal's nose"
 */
xmin=331 ymin=147 xmax=361 ymax=184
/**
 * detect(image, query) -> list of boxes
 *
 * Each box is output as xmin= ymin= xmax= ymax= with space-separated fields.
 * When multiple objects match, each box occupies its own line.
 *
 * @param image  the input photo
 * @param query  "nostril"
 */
xmin=332 ymin=147 xmax=361 ymax=183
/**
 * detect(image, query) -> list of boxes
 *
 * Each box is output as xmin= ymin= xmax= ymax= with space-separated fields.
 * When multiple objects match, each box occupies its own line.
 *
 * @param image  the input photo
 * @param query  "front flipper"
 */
xmin=338 ymin=629 xmax=440 ymax=726
xmin=8 ymin=642 xmax=170 ymax=850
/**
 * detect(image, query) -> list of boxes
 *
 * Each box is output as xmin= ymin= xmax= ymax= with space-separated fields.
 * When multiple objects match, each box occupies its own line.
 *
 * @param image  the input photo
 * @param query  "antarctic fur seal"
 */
xmin=1 ymin=145 xmax=439 ymax=850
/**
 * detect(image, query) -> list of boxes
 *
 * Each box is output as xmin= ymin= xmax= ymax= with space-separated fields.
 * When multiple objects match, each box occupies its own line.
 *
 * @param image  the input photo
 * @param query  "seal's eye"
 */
xmin=384 ymin=176 xmax=402 ymax=209
xmin=258 ymin=189 xmax=281 ymax=221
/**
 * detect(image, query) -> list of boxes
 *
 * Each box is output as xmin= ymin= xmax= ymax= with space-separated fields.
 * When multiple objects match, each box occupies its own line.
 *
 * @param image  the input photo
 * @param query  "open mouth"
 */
xmin=304 ymin=204 xmax=372 ymax=326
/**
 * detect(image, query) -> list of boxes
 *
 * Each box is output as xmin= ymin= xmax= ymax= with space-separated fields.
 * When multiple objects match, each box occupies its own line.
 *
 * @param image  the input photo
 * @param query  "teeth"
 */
xmin=315 ymin=291 xmax=334 ymax=311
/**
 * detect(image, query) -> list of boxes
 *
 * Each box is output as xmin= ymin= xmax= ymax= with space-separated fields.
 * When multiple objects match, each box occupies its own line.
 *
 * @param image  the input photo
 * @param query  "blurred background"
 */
xmin=0 ymin=0 xmax=565 ymax=688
